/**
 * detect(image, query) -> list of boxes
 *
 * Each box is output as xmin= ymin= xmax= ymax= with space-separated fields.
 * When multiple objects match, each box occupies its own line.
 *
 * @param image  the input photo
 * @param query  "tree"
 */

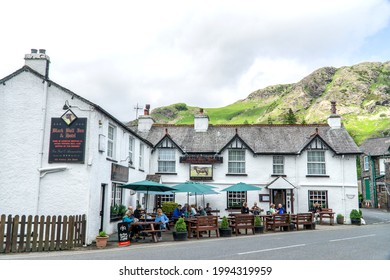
xmin=283 ymin=108 xmax=297 ymax=124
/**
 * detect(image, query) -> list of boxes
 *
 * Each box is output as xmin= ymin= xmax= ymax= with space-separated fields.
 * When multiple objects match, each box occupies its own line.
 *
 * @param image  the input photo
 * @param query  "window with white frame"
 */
xmin=128 ymin=136 xmax=135 ymax=166
xmin=307 ymin=150 xmax=326 ymax=175
xmin=228 ymin=149 xmax=246 ymax=174
xmin=110 ymin=183 xmax=123 ymax=218
xmin=308 ymin=190 xmax=328 ymax=209
xmin=273 ymin=155 xmax=284 ymax=175
xmin=107 ymin=124 xmax=116 ymax=159
xmin=227 ymin=191 xmax=246 ymax=208
xmin=158 ymin=149 xmax=176 ymax=173
xmin=139 ymin=143 xmax=144 ymax=170
xmin=363 ymin=156 xmax=369 ymax=171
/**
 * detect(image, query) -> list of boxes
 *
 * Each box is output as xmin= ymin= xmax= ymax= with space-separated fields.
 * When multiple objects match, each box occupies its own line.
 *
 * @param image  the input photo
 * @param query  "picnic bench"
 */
xmin=130 ymin=221 xmax=165 ymax=243
xmin=319 ymin=208 xmax=335 ymax=225
xmin=265 ymin=214 xmax=291 ymax=231
xmin=189 ymin=215 xmax=219 ymax=239
xmin=291 ymin=213 xmax=314 ymax=230
xmin=229 ymin=214 xmax=255 ymax=236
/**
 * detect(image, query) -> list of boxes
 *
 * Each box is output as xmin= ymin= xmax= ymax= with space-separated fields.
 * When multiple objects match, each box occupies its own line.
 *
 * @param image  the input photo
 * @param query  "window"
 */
xmin=227 ymin=191 xmax=246 ymax=208
xmin=308 ymin=190 xmax=328 ymax=209
xmin=158 ymin=149 xmax=176 ymax=173
xmin=273 ymin=155 xmax=284 ymax=175
xmin=107 ymin=124 xmax=116 ymax=159
xmin=307 ymin=151 xmax=326 ymax=175
xmin=128 ymin=136 xmax=134 ymax=166
xmin=228 ymin=149 xmax=246 ymax=174
xmin=139 ymin=143 xmax=144 ymax=170
xmin=110 ymin=183 xmax=123 ymax=219
xmin=363 ymin=156 xmax=369 ymax=171
xmin=155 ymin=194 xmax=175 ymax=209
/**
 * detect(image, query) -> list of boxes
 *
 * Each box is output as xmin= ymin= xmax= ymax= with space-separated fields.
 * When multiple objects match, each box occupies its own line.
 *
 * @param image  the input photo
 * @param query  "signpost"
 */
xmin=117 ymin=222 xmax=131 ymax=246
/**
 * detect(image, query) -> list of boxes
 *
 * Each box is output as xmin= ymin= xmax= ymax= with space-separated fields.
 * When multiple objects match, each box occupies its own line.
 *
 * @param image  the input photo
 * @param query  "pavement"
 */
xmin=76 ymin=208 xmax=390 ymax=251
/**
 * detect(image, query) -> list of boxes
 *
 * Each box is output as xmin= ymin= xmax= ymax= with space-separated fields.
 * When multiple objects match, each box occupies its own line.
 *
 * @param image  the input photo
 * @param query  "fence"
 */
xmin=0 ymin=214 xmax=86 ymax=254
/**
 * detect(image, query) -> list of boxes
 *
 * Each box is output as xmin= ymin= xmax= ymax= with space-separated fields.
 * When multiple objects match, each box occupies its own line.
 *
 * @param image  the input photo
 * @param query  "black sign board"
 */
xmin=48 ymin=118 xmax=87 ymax=163
xmin=117 ymin=222 xmax=131 ymax=246
xmin=111 ymin=163 xmax=129 ymax=182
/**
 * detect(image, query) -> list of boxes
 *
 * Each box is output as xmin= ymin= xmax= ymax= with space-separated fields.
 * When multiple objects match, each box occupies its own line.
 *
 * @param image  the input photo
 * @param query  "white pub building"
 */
xmin=0 ymin=50 xmax=362 ymax=244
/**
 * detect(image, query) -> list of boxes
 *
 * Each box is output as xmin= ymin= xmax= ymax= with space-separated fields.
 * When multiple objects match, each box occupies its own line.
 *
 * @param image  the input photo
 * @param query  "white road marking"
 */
xmin=238 ymin=244 xmax=306 ymax=255
xmin=329 ymin=234 xmax=376 ymax=242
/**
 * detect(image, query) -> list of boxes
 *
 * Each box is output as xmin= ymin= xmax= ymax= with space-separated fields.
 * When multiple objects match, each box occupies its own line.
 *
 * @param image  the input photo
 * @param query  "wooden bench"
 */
xmin=229 ymin=214 xmax=255 ymax=236
xmin=319 ymin=208 xmax=335 ymax=225
xmin=292 ymin=213 xmax=314 ymax=230
xmin=141 ymin=229 xmax=166 ymax=243
xmin=265 ymin=214 xmax=291 ymax=231
xmin=190 ymin=216 xmax=219 ymax=239
xmin=130 ymin=221 xmax=166 ymax=243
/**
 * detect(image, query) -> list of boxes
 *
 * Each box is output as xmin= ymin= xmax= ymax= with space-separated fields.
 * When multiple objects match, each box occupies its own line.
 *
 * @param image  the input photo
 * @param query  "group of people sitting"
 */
xmin=172 ymin=202 xmax=212 ymax=219
xmin=241 ymin=202 xmax=287 ymax=215
xmin=122 ymin=205 xmax=169 ymax=242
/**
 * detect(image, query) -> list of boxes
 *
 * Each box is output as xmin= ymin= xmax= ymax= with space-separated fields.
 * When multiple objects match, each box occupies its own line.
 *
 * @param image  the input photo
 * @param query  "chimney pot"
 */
xmin=31 ymin=49 xmax=38 ymax=54
xmin=331 ymin=101 xmax=337 ymax=115
xmin=39 ymin=49 xmax=46 ymax=54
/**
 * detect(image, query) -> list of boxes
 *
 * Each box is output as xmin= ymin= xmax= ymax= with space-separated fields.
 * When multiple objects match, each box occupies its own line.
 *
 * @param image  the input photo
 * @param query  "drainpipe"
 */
xmin=36 ymin=77 xmax=49 ymax=215
xmin=370 ymin=155 xmax=378 ymax=208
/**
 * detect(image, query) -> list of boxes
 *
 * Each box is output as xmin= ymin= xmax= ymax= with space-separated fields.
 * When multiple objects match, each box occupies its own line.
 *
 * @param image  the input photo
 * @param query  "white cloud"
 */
xmin=1 ymin=0 xmax=390 ymax=120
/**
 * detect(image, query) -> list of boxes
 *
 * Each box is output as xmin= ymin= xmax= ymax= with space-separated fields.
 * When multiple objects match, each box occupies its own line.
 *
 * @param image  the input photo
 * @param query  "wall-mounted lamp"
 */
xmin=62 ymin=100 xmax=94 ymax=111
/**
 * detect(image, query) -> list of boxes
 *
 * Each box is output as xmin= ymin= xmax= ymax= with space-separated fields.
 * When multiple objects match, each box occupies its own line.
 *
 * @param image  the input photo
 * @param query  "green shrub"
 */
xmin=350 ymin=209 xmax=361 ymax=219
xmin=254 ymin=215 xmax=262 ymax=226
xmin=98 ymin=231 xmax=108 ymax=237
xmin=162 ymin=202 xmax=178 ymax=214
xmin=174 ymin=218 xmax=187 ymax=232
xmin=220 ymin=216 xmax=229 ymax=229
xmin=337 ymin=213 xmax=344 ymax=219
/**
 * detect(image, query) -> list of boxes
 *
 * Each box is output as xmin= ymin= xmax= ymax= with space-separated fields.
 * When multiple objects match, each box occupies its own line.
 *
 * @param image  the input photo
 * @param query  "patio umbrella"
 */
xmin=171 ymin=181 xmax=218 ymax=207
xmin=220 ymin=182 xmax=262 ymax=192
xmin=118 ymin=180 xmax=175 ymax=214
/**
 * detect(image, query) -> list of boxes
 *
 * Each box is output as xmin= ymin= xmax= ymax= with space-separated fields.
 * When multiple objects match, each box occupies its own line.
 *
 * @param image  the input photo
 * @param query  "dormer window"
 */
xmin=307 ymin=151 xmax=326 ymax=175
xmin=228 ymin=149 xmax=246 ymax=174
xmin=158 ymin=149 xmax=176 ymax=173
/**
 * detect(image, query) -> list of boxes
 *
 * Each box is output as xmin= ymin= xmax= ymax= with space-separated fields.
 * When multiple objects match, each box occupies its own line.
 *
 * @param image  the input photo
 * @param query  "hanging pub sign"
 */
xmin=111 ymin=163 xmax=129 ymax=182
xmin=189 ymin=164 xmax=213 ymax=180
xmin=48 ymin=117 xmax=87 ymax=163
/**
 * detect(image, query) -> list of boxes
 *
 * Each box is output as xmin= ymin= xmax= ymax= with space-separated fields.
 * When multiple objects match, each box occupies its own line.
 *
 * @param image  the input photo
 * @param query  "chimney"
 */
xmin=138 ymin=104 xmax=154 ymax=132
xmin=24 ymin=48 xmax=50 ymax=79
xmin=194 ymin=108 xmax=209 ymax=132
xmin=327 ymin=101 xmax=341 ymax=128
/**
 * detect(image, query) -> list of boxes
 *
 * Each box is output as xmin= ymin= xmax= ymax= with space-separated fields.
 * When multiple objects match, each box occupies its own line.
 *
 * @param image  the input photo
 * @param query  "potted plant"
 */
xmin=254 ymin=215 xmax=264 ymax=234
xmin=172 ymin=217 xmax=187 ymax=241
xmin=336 ymin=213 xmax=344 ymax=224
xmin=96 ymin=231 xmax=109 ymax=248
xmin=219 ymin=216 xmax=232 ymax=237
xmin=350 ymin=209 xmax=361 ymax=225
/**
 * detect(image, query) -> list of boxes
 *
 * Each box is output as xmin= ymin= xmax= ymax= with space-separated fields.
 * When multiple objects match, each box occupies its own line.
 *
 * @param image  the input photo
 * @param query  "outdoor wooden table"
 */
xmin=261 ymin=214 xmax=273 ymax=232
xmin=130 ymin=221 xmax=163 ymax=243
xmin=184 ymin=218 xmax=198 ymax=238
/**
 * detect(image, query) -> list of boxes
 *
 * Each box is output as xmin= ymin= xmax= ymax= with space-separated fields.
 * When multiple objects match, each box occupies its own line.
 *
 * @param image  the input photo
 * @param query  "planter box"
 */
xmin=219 ymin=228 xmax=232 ymax=237
xmin=254 ymin=225 xmax=264 ymax=234
xmin=173 ymin=231 xmax=187 ymax=241
xmin=96 ymin=236 xmax=109 ymax=248
xmin=351 ymin=218 xmax=361 ymax=225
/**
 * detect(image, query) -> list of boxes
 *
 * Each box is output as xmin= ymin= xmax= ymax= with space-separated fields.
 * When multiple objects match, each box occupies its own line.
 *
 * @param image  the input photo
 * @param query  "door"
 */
xmin=272 ymin=189 xmax=286 ymax=209
xmin=99 ymin=184 xmax=107 ymax=232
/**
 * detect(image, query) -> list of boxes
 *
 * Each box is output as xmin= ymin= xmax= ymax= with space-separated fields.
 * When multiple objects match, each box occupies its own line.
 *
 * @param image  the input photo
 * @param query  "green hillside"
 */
xmin=146 ymin=61 xmax=390 ymax=146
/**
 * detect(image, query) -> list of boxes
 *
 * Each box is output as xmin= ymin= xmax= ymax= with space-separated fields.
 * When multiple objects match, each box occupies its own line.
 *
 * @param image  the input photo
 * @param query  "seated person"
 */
xmin=133 ymin=205 xmax=143 ymax=220
xmin=154 ymin=208 xmax=169 ymax=241
xmin=190 ymin=204 xmax=197 ymax=217
xmin=310 ymin=202 xmax=322 ymax=222
xmin=205 ymin=203 xmax=212 ymax=214
xmin=123 ymin=209 xmax=141 ymax=241
xmin=197 ymin=206 xmax=207 ymax=216
xmin=251 ymin=202 xmax=262 ymax=215
xmin=276 ymin=203 xmax=285 ymax=214
xmin=172 ymin=204 xmax=183 ymax=219
xmin=241 ymin=202 xmax=250 ymax=214
xmin=268 ymin=203 xmax=276 ymax=215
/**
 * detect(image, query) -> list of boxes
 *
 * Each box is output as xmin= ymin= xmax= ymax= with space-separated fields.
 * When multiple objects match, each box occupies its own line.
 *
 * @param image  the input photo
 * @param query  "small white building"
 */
xmin=0 ymin=50 xmax=152 ymax=243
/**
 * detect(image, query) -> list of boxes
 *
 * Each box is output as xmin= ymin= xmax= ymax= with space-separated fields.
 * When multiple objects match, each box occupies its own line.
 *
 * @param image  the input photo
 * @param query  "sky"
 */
xmin=1 ymin=0 xmax=390 ymax=121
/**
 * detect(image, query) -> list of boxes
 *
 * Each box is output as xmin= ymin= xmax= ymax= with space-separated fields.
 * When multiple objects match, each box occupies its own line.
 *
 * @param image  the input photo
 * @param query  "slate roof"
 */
xmin=129 ymin=123 xmax=362 ymax=155
xmin=359 ymin=137 xmax=390 ymax=156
